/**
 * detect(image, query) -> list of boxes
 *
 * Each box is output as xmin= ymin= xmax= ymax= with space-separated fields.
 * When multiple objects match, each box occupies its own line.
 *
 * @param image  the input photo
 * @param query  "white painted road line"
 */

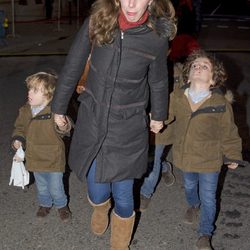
xmin=217 ymin=25 xmax=229 ymax=28
xmin=238 ymin=26 xmax=250 ymax=29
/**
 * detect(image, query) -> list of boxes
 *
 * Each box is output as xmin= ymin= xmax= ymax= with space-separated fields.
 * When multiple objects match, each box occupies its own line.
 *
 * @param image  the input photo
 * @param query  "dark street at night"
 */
xmin=0 ymin=1 xmax=250 ymax=249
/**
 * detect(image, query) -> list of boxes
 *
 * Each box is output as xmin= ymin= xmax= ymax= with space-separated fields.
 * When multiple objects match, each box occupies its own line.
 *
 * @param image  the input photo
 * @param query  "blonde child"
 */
xmin=12 ymin=72 xmax=72 ymax=222
xmin=156 ymin=50 xmax=243 ymax=250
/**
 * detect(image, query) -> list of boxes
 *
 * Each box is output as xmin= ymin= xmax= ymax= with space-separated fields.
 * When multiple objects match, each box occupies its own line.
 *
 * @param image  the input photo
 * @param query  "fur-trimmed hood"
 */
xmin=224 ymin=89 xmax=234 ymax=104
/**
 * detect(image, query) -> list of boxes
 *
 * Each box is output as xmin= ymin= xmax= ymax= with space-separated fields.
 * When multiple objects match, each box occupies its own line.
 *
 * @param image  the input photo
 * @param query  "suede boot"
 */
xmin=88 ymin=196 xmax=111 ymax=235
xmin=110 ymin=211 xmax=135 ymax=250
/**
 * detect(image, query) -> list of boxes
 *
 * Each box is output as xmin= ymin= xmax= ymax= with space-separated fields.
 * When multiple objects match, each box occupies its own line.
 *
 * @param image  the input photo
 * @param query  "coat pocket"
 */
xmin=189 ymin=140 xmax=220 ymax=164
xmin=26 ymin=144 xmax=62 ymax=169
xmin=78 ymin=91 xmax=96 ymax=113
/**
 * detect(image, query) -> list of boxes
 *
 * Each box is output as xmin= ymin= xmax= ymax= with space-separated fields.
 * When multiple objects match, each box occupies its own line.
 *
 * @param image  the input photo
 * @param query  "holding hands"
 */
xmin=54 ymin=114 xmax=68 ymax=131
xmin=150 ymin=119 xmax=163 ymax=134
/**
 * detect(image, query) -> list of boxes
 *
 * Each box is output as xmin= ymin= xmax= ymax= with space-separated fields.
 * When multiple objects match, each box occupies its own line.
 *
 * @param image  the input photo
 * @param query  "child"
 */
xmin=156 ymin=50 xmax=243 ymax=250
xmin=140 ymin=34 xmax=200 ymax=212
xmin=12 ymin=72 xmax=72 ymax=222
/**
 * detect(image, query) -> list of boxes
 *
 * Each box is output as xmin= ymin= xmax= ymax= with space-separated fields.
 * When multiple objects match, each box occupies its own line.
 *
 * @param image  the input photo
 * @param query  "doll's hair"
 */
xmin=25 ymin=71 xmax=58 ymax=102
xmin=182 ymin=49 xmax=227 ymax=88
xmin=89 ymin=0 xmax=176 ymax=45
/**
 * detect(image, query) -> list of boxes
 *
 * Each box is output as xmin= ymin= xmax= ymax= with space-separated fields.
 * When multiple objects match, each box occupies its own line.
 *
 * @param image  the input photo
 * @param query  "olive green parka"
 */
xmin=52 ymin=17 xmax=173 ymax=182
xmin=156 ymin=85 xmax=242 ymax=172
xmin=12 ymin=104 xmax=71 ymax=172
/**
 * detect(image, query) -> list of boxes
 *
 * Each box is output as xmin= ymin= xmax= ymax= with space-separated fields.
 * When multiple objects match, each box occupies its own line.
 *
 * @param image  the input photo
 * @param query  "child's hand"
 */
xmin=13 ymin=154 xmax=23 ymax=162
xmin=13 ymin=140 xmax=22 ymax=150
xmin=227 ymin=162 xmax=238 ymax=169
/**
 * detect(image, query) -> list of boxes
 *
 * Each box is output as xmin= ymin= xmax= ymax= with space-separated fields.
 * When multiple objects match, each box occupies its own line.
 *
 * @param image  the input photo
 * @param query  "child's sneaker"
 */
xmin=58 ymin=206 xmax=72 ymax=222
xmin=161 ymin=162 xmax=175 ymax=187
xmin=195 ymin=235 xmax=212 ymax=250
xmin=183 ymin=206 xmax=199 ymax=224
xmin=139 ymin=194 xmax=151 ymax=212
xmin=36 ymin=206 xmax=51 ymax=219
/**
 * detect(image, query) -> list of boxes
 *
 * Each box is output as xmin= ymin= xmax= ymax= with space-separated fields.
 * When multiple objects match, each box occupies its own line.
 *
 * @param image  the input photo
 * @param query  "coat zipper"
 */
xmin=98 ymin=31 xmax=124 ymax=181
xmin=181 ymin=114 xmax=191 ymax=167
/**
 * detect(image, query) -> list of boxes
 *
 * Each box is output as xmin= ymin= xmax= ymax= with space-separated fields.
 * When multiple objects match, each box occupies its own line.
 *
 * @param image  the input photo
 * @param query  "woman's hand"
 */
xmin=54 ymin=114 xmax=67 ymax=128
xmin=150 ymin=119 xmax=163 ymax=134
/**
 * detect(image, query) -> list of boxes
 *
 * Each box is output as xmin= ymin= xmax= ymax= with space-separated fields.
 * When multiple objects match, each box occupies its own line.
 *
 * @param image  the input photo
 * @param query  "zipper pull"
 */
xmin=121 ymin=31 xmax=124 ymax=39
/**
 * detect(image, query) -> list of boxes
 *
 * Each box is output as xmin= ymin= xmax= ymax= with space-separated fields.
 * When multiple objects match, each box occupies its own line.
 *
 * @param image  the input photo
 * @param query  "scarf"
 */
xmin=31 ymin=105 xmax=46 ymax=117
xmin=118 ymin=10 xmax=149 ymax=31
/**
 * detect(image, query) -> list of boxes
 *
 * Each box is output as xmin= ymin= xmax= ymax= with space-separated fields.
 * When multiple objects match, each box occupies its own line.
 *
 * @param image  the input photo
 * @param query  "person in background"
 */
xmin=139 ymin=20 xmax=200 ymax=212
xmin=192 ymin=0 xmax=202 ymax=35
xmin=45 ymin=0 xmax=54 ymax=20
xmin=51 ymin=0 xmax=176 ymax=249
xmin=12 ymin=72 xmax=72 ymax=222
xmin=156 ymin=49 xmax=243 ymax=250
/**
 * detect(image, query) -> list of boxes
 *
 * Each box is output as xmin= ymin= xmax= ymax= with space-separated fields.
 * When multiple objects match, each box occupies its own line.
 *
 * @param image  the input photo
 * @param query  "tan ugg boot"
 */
xmin=110 ymin=211 xmax=135 ymax=250
xmin=88 ymin=196 xmax=111 ymax=235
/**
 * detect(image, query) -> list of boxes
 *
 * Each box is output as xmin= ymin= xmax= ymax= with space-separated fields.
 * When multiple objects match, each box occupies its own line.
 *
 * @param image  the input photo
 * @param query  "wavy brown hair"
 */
xmin=89 ymin=0 xmax=176 ymax=45
xmin=182 ymin=49 xmax=227 ymax=88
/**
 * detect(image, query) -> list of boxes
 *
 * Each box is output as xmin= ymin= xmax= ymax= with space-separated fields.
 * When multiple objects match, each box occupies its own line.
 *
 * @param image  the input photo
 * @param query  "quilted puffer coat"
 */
xmin=52 ymin=17 xmax=173 ymax=182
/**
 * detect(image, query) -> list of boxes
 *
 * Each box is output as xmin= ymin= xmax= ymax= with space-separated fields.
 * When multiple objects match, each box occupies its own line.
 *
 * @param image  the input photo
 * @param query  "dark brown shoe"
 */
xmin=140 ymin=194 xmax=151 ymax=212
xmin=58 ymin=206 xmax=72 ymax=222
xmin=161 ymin=161 xmax=175 ymax=187
xmin=183 ymin=206 xmax=199 ymax=224
xmin=36 ymin=206 xmax=51 ymax=218
xmin=196 ymin=235 xmax=212 ymax=250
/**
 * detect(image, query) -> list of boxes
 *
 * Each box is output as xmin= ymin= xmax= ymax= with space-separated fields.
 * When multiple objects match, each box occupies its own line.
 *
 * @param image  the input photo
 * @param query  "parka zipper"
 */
xmin=180 ymin=114 xmax=192 ymax=168
xmin=98 ymin=30 xmax=124 ymax=181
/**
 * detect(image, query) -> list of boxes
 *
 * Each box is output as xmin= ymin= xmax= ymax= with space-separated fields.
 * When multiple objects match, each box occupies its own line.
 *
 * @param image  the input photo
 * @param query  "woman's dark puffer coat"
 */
xmin=52 ymin=17 xmax=171 ymax=182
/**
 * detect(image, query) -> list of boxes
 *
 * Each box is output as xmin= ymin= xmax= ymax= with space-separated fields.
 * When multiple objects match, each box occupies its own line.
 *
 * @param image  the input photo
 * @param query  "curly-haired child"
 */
xmin=156 ymin=49 xmax=244 ymax=250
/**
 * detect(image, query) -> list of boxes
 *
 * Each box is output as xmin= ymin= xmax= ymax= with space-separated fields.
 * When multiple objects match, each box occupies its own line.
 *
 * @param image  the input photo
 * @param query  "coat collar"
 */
xmin=175 ymin=83 xmax=227 ymax=110
xmin=119 ymin=17 xmax=173 ymax=38
xmin=179 ymin=83 xmax=225 ymax=97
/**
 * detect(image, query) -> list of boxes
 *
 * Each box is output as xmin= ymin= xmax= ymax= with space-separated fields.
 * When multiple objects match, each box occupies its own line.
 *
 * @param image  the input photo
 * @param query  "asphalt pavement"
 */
xmin=0 ymin=20 xmax=250 ymax=250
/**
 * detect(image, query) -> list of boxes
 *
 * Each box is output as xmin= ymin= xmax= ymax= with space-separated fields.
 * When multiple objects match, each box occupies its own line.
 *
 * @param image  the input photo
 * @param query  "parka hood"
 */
xmin=212 ymin=86 xmax=234 ymax=104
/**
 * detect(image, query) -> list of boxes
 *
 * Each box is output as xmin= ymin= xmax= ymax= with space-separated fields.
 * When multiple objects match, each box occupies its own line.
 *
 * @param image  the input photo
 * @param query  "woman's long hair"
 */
xmin=90 ymin=0 xmax=176 ymax=45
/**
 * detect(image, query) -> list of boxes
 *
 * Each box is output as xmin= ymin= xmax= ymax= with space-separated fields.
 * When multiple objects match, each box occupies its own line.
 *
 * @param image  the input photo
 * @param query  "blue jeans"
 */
xmin=87 ymin=160 xmax=134 ymax=218
xmin=183 ymin=171 xmax=220 ymax=236
xmin=33 ymin=172 xmax=67 ymax=209
xmin=140 ymin=144 xmax=169 ymax=198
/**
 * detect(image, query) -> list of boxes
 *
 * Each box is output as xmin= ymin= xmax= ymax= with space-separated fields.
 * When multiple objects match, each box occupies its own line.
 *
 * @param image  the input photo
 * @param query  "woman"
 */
xmin=52 ymin=0 xmax=176 ymax=248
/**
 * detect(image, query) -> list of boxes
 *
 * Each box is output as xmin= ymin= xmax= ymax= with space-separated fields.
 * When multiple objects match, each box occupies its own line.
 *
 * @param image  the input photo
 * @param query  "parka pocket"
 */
xmin=189 ymin=141 xmax=220 ymax=163
xmin=110 ymin=108 xmax=148 ymax=130
xmin=26 ymin=144 xmax=62 ymax=168
xmin=75 ymin=92 xmax=98 ymax=142
xmin=78 ymin=91 xmax=96 ymax=113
